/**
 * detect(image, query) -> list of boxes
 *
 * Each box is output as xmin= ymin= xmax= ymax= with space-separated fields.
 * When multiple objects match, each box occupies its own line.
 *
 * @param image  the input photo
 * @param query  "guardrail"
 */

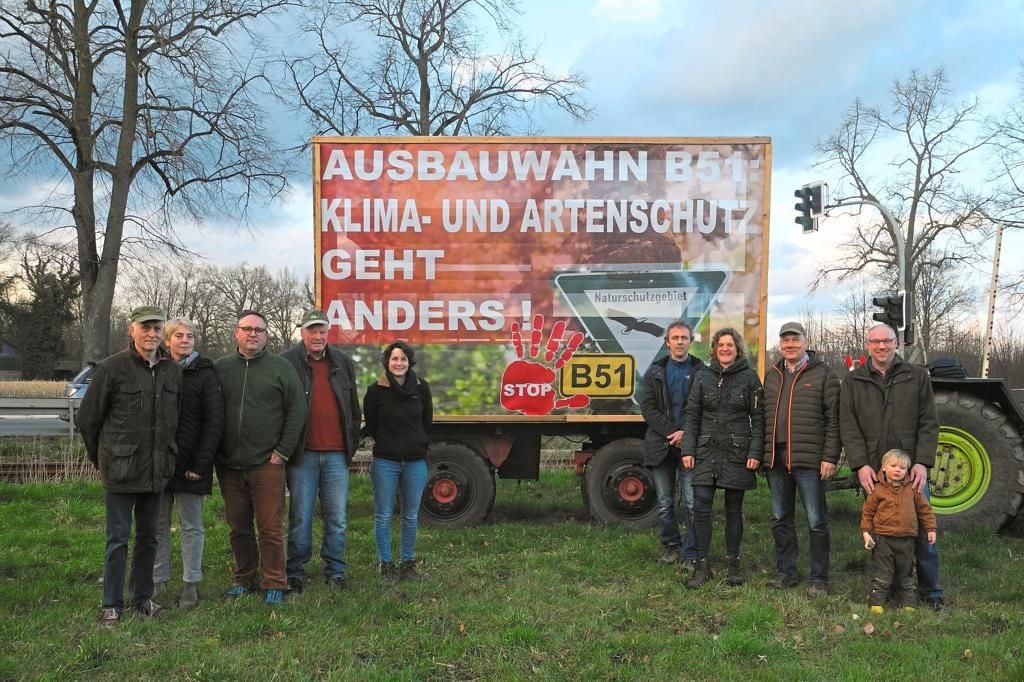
xmin=0 ymin=397 xmax=80 ymax=437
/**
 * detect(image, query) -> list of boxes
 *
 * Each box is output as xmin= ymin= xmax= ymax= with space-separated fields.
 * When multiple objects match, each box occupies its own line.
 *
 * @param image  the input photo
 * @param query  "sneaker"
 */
xmin=224 ymin=585 xmax=249 ymax=598
xmin=767 ymin=574 xmax=799 ymax=589
xmin=869 ymin=605 xmax=885 ymax=614
xmin=807 ymin=582 xmax=829 ymax=598
xmin=657 ymin=546 xmax=683 ymax=564
xmin=264 ymin=589 xmax=284 ymax=606
xmin=130 ymin=599 xmax=163 ymax=618
xmin=923 ymin=596 xmax=946 ymax=612
xmin=325 ymin=575 xmax=348 ymax=589
xmin=98 ymin=607 xmax=121 ymax=626
xmin=286 ymin=576 xmax=304 ymax=595
xmin=399 ymin=560 xmax=422 ymax=581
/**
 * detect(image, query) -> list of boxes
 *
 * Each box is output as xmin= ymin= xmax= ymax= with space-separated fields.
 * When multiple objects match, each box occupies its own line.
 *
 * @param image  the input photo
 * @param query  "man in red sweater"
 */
xmin=280 ymin=309 xmax=362 ymax=592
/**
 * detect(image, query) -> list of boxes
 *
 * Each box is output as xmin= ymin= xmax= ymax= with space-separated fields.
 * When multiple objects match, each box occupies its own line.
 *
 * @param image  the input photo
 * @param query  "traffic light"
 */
xmin=871 ymin=290 xmax=911 ymax=343
xmin=794 ymin=182 xmax=825 ymax=233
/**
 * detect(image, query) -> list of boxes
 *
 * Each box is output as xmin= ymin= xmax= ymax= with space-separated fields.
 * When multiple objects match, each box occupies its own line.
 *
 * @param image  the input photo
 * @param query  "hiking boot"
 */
xmin=767 ymin=574 xmax=799 ymax=589
xmin=131 ymin=599 xmax=163 ymax=618
xmin=325 ymin=575 xmax=348 ymax=589
xmin=807 ymin=581 xmax=829 ymax=598
xmin=224 ymin=585 xmax=249 ymax=598
xmin=680 ymin=558 xmax=697 ymax=574
xmin=399 ymin=560 xmax=422 ymax=581
xmin=264 ymin=589 xmax=284 ymax=606
xmin=725 ymin=555 xmax=744 ymax=586
xmin=686 ymin=559 xmax=712 ymax=589
xmin=153 ymin=580 xmax=168 ymax=596
xmin=923 ymin=596 xmax=946 ymax=613
xmin=658 ymin=545 xmax=683 ymax=564
xmin=286 ymin=576 xmax=304 ymax=595
xmin=98 ymin=607 xmax=121 ymax=626
xmin=379 ymin=561 xmax=399 ymax=583
xmin=179 ymin=582 xmax=199 ymax=610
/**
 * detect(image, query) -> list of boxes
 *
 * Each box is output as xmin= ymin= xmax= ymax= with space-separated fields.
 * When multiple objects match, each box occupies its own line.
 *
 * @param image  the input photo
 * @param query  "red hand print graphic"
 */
xmin=500 ymin=314 xmax=590 ymax=416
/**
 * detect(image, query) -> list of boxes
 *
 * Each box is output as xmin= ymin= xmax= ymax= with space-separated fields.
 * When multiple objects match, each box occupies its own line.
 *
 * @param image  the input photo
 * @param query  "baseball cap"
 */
xmin=779 ymin=321 xmax=806 ymax=337
xmin=130 ymin=305 xmax=166 ymax=324
xmin=297 ymin=308 xmax=330 ymax=329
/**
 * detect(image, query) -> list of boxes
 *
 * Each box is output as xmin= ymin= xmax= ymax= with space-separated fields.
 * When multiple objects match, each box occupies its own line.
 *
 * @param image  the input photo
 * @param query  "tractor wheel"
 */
xmin=421 ymin=442 xmax=495 ymax=528
xmin=582 ymin=438 xmax=659 ymax=528
xmin=932 ymin=390 xmax=1024 ymax=532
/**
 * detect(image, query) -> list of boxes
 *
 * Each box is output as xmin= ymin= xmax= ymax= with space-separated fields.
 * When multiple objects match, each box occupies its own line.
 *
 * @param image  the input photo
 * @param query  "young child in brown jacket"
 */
xmin=860 ymin=449 xmax=937 ymax=613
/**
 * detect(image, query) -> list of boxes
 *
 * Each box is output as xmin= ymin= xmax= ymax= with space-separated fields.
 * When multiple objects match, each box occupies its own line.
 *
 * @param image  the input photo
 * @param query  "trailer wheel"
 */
xmin=582 ymin=439 xmax=658 ymax=528
xmin=421 ymin=442 xmax=495 ymax=528
xmin=932 ymin=390 xmax=1024 ymax=532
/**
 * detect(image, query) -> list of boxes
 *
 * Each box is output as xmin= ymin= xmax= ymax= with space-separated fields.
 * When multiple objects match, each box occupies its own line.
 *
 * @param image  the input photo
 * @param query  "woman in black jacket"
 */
xmin=363 ymin=341 xmax=433 ymax=582
xmin=681 ymin=327 xmax=764 ymax=589
xmin=153 ymin=318 xmax=224 ymax=609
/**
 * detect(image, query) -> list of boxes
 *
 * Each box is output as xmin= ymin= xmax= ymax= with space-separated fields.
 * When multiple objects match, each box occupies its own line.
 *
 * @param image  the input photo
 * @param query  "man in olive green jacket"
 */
xmin=79 ymin=305 xmax=181 ymax=626
xmin=215 ymin=310 xmax=306 ymax=606
xmin=840 ymin=323 xmax=943 ymax=610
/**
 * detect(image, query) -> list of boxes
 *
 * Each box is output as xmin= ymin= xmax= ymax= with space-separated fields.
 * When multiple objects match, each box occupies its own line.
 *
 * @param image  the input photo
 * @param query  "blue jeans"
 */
xmin=370 ymin=458 xmax=428 ymax=563
xmin=916 ymin=484 xmax=942 ymax=600
xmin=286 ymin=450 xmax=349 ymax=580
xmin=767 ymin=465 xmax=830 ymax=583
xmin=103 ymin=490 xmax=162 ymax=609
xmin=649 ymin=458 xmax=696 ymax=560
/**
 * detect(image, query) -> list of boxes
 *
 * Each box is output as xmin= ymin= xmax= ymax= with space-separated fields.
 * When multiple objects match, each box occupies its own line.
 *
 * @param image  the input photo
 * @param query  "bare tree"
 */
xmin=0 ymin=0 xmax=296 ymax=362
xmin=913 ymin=246 xmax=977 ymax=351
xmin=813 ymin=68 xmax=995 ymax=325
xmin=284 ymin=0 xmax=591 ymax=136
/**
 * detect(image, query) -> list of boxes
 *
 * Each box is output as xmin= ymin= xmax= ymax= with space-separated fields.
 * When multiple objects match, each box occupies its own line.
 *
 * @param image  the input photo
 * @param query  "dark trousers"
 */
xmin=218 ymin=460 xmax=287 ymax=590
xmin=766 ymin=464 xmax=830 ymax=583
xmin=869 ymin=535 xmax=916 ymax=607
xmin=693 ymin=485 xmax=745 ymax=559
xmin=103 ymin=490 xmax=162 ymax=609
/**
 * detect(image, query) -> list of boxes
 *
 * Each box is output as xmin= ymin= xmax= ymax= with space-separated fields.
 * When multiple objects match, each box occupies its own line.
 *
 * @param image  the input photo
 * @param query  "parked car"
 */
xmin=59 ymin=363 xmax=95 ymax=423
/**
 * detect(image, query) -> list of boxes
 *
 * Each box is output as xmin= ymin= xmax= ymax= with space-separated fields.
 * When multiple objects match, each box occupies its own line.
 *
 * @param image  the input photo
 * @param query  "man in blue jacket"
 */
xmin=639 ymin=320 xmax=704 ymax=568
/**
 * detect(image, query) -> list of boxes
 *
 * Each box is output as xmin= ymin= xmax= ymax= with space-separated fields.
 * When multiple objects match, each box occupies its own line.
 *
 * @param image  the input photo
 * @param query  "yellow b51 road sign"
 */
xmin=560 ymin=354 xmax=635 ymax=398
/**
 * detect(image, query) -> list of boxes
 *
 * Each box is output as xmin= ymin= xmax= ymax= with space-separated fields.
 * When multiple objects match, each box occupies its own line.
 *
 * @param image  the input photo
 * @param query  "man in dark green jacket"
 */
xmin=840 ymin=322 xmax=943 ymax=610
xmin=216 ymin=310 xmax=306 ymax=606
xmin=79 ymin=305 xmax=181 ymax=626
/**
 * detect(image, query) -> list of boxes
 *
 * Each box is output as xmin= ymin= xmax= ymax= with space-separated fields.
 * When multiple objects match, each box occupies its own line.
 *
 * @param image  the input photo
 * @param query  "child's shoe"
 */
xmin=869 ymin=605 xmax=884 ymax=614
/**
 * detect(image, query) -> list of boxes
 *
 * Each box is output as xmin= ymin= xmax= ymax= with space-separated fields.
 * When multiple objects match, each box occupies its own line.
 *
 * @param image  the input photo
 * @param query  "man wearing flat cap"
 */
xmin=762 ymin=321 xmax=840 ymax=597
xmin=280 ymin=309 xmax=361 ymax=592
xmin=79 ymin=305 xmax=182 ymax=625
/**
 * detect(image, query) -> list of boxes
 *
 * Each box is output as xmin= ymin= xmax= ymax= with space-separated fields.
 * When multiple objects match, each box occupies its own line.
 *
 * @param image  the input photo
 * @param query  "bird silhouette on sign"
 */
xmin=606 ymin=309 xmax=664 ymax=337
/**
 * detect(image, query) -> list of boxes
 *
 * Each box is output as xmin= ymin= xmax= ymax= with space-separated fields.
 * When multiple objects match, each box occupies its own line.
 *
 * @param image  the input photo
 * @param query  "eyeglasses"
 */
xmin=237 ymin=326 xmax=268 ymax=335
xmin=867 ymin=338 xmax=897 ymax=346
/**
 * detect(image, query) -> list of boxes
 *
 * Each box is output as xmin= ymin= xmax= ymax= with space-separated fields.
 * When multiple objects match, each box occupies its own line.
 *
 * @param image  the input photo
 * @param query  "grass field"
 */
xmin=2 ymin=471 xmax=1023 ymax=681
xmin=0 ymin=381 xmax=66 ymax=398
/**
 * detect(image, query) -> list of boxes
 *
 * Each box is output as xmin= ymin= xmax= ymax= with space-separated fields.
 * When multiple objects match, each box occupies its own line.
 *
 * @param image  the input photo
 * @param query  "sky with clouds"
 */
xmin=2 ymin=0 xmax=1022 ymax=341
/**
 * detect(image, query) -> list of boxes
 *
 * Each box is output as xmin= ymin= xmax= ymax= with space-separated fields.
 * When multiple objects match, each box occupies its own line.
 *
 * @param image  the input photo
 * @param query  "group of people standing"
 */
xmin=641 ymin=319 xmax=944 ymax=612
xmin=79 ymin=306 xmax=434 ymax=626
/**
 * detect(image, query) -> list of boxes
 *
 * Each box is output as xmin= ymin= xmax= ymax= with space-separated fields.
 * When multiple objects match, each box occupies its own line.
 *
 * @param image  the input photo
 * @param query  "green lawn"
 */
xmin=2 ymin=472 xmax=1023 ymax=681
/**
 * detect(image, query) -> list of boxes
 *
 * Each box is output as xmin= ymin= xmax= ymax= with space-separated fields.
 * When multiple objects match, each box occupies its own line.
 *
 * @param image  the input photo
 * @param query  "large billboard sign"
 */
xmin=313 ymin=137 xmax=771 ymax=414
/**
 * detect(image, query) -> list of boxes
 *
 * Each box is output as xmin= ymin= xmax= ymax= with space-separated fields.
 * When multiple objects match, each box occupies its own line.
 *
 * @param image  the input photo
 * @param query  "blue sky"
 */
xmin=3 ymin=0 xmax=1022 ymax=338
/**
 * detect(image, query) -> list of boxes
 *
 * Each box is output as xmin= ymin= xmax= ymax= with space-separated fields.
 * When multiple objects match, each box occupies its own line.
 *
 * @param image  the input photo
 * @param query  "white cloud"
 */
xmin=591 ymin=0 xmax=662 ymax=23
